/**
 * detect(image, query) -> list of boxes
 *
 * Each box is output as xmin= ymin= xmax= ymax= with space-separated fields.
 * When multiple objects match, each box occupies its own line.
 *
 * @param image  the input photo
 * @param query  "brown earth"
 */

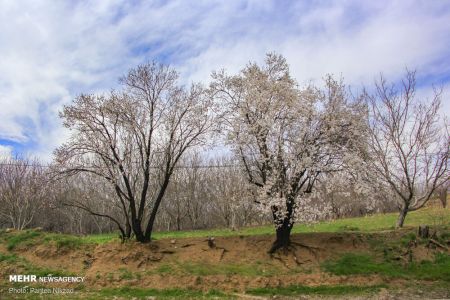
xmin=0 ymin=229 xmax=449 ymax=299
xmin=2 ymin=231 xmax=445 ymax=289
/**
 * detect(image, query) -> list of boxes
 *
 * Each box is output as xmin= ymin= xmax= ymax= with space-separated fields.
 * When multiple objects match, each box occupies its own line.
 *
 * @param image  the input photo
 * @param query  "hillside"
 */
xmin=0 ymin=206 xmax=449 ymax=299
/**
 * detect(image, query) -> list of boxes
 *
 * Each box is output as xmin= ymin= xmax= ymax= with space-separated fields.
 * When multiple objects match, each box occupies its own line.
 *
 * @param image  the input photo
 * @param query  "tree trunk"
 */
xmin=418 ymin=225 xmax=429 ymax=238
xmin=176 ymin=216 xmax=181 ymax=231
xmin=268 ymin=221 xmax=293 ymax=253
xmin=396 ymin=207 xmax=408 ymax=228
xmin=439 ymin=188 xmax=447 ymax=208
xmin=133 ymin=219 xmax=148 ymax=242
xmin=144 ymin=176 xmax=171 ymax=241
xmin=125 ymin=221 xmax=131 ymax=239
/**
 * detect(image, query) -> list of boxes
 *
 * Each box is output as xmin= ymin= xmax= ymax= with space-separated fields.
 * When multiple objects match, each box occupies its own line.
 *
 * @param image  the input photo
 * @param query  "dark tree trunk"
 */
xmin=418 ymin=225 xmax=429 ymax=238
xmin=268 ymin=220 xmax=293 ymax=253
xmin=125 ymin=221 xmax=131 ymax=239
xmin=396 ymin=206 xmax=408 ymax=228
xmin=144 ymin=176 xmax=171 ymax=241
xmin=176 ymin=216 xmax=181 ymax=231
xmin=268 ymin=195 xmax=295 ymax=253
xmin=133 ymin=219 xmax=148 ymax=242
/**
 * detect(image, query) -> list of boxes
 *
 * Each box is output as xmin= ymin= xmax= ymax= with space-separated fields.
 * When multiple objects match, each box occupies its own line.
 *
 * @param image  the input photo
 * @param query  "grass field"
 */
xmin=80 ymin=205 xmax=450 ymax=244
xmin=1 ymin=205 xmax=448 ymax=250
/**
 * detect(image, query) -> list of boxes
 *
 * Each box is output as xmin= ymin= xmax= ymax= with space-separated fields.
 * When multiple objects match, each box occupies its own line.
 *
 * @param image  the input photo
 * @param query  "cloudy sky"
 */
xmin=0 ymin=0 xmax=449 ymax=161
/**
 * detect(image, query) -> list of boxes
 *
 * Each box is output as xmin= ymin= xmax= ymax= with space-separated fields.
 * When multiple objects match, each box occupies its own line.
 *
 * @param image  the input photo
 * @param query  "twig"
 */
xmin=429 ymin=239 xmax=448 ymax=250
xmin=219 ymin=248 xmax=228 ymax=261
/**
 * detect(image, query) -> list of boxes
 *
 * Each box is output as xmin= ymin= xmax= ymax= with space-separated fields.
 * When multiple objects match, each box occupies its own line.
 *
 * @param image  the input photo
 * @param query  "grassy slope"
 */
xmin=2 ymin=205 xmax=448 ymax=248
xmin=1 ymin=205 xmax=449 ymax=299
xmin=83 ymin=205 xmax=449 ymax=243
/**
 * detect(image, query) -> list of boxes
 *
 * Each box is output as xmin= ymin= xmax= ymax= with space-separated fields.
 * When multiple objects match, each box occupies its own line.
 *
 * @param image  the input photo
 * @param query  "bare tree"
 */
xmin=157 ymin=153 xmax=258 ymax=231
xmin=437 ymin=183 xmax=448 ymax=208
xmin=366 ymin=71 xmax=449 ymax=228
xmin=54 ymin=62 xmax=214 ymax=242
xmin=205 ymin=156 xmax=255 ymax=230
xmin=50 ymin=173 xmax=126 ymax=235
xmin=0 ymin=158 xmax=48 ymax=230
xmin=210 ymin=54 xmax=368 ymax=252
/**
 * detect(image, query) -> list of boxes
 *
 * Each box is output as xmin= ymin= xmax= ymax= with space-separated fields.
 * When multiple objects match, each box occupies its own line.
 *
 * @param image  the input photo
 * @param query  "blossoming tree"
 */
xmin=210 ymin=54 xmax=368 ymax=252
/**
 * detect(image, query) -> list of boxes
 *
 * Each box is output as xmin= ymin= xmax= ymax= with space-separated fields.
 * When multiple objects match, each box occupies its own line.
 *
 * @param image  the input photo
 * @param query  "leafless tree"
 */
xmin=157 ymin=153 xmax=259 ymax=231
xmin=436 ymin=183 xmax=448 ymax=208
xmin=366 ymin=71 xmax=449 ymax=228
xmin=0 ymin=158 xmax=48 ymax=230
xmin=49 ymin=173 xmax=124 ymax=235
xmin=54 ymin=62 xmax=214 ymax=242
xmin=205 ymin=156 xmax=255 ymax=230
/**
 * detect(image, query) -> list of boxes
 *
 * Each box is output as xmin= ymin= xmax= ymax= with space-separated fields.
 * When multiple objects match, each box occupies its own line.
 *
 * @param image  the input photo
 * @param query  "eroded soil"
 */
xmin=0 ymin=229 xmax=449 ymax=299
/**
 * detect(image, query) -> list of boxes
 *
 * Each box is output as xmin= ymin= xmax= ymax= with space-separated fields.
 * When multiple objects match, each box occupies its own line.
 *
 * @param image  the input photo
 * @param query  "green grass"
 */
xmin=154 ymin=263 xmax=175 ymax=274
xmin=79 ymin=232 xmax=120 ymax=244
xmin=323 ymin=252 xmax=450 ymax=281
xmin=149 ymin=206 xmax=450 ymax=240
xmin=5 ymin=230 xmax=42 ymax=250
xmin=247 ymin=284 xmax=386 ymax=296
xmin=96 ymin=287 xmax=229 ymax=299
xmin=0 ymin=288 xmax=230 ymax=300
xmin=399 ymin=232 xmax=417 ymax=246
xmin=43 ymin=234 xmax=86 ymax=250
xmin=0 ymin=252 xmax=19 ymax=263
xmin=2 ymin=206 xmax=448 ymax=247
xmin=118 ymin=268 xmax=134 ymax=280
xmin=0 ymin=229 xmax=113 ymax=251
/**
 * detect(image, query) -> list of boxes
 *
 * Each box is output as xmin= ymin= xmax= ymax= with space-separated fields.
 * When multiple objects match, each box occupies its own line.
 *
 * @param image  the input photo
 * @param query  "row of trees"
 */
xmin=0 ymin=155 xmax=394 ymax=235
xmin=1 ymin=54 xmax=448 ymax=252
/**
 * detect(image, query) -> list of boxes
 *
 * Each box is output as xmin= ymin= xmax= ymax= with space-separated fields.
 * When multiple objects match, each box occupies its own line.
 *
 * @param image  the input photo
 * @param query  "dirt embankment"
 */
xmin=3 ymin=228 xmax=447 ymax=293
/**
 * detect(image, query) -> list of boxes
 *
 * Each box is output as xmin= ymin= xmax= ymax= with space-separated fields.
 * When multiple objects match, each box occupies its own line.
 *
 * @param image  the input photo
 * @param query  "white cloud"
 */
xmin=0 ymin=0 xmax=449 ymax=161
xmin=0 ymin=145 xmax=12 ymax=159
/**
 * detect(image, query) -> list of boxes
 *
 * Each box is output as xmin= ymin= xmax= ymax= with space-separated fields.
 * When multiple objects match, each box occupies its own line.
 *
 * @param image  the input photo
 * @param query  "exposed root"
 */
xmin=268 ymin=240 xmax=288 ymax=254
xmin=291 ymin=241 xmax=321 ymax=259
xmin=289 ymin=246 xmax=301 ymax=266
xmin=270 ymin=253 xmax=290 ymax=268
xmin=202 ymin=236 xmax=229 ymax=260
xmin=137 ymin=254 xmax=163 ymax=268
xmin=137 ymin=259 xmax=146 ymax=268
xmin=219 ymin=248 xmax=228 ymax=261
xmin=429 ymin=239 xmax=448 ymax=250
xmin=160 ymin=250 xmax=175 ymax=254
xmin=291 ymin=241 xmax=322 ymax=250
xmin=268 ymin=244 xmax=307 ymax=267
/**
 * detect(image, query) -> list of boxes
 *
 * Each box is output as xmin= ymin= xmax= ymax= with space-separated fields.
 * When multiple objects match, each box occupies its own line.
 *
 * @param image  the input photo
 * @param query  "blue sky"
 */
xmin=0 ymin=0 xmax=449 ymax=160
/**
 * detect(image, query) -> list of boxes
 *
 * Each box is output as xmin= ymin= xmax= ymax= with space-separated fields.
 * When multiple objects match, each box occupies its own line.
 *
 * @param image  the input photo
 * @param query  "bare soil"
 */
xmin=1 ymin=229 xmax=449 ymax=299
